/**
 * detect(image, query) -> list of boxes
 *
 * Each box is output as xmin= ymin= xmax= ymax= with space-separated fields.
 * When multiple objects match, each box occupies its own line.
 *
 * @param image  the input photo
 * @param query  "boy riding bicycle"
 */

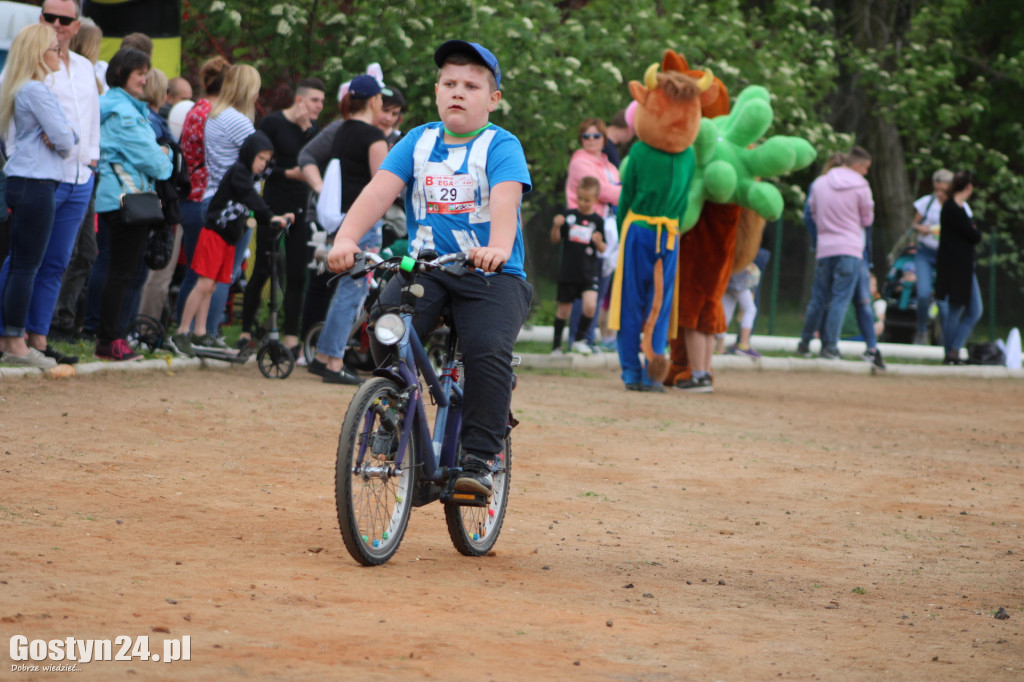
xmin=327 ymin=40 xmax=532 ymax=498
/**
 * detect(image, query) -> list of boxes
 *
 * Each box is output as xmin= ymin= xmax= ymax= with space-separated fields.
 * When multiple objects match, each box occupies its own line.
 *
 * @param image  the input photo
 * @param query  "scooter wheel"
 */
xmin=257 ymin=342 xmax=295 ymax=379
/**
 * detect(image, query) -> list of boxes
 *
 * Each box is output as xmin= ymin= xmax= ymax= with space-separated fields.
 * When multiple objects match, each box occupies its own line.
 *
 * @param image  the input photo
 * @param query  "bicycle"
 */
xmin=334 ymin=250 xmax=519 ymax=566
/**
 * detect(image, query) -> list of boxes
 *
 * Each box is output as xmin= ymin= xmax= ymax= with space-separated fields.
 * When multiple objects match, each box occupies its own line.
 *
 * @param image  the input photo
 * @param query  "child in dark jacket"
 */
xmin=171 ymin=131 xmax=293 ymax=356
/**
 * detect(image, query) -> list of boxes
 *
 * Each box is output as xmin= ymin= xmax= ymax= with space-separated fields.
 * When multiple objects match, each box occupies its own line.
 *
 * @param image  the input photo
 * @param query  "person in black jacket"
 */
xmin=170 ymin=131 xmax=293 ymax=356
xmin=934 ymin=170 xmax=982 ymax=365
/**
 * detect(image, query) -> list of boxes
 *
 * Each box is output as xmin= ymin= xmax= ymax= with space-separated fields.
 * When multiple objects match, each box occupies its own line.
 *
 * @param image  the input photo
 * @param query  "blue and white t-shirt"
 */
xmin=380 ymin=121 xmax=532 ymax=279
xmin=203 ymin=106 xmax=255 ymax=200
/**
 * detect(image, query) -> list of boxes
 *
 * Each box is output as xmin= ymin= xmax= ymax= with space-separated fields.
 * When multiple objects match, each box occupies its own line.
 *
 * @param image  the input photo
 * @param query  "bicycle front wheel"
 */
xmin=336 ymin=377 xmax=417 ymax=566
xmin=303 ymin=322 xmax=323 ymax=365
xmin=445 ymin=436 xmax=512 ymax=556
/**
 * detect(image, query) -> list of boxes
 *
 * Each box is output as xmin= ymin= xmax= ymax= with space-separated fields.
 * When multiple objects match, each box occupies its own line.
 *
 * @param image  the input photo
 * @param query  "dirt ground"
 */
xmin=1 ymin=364 xmax=1022 ymax=681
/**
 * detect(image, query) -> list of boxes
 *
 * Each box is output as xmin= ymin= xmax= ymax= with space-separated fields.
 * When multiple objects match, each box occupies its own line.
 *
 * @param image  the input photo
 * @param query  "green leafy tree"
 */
xmin=182 ymin=0 xmax=1022 ymax=329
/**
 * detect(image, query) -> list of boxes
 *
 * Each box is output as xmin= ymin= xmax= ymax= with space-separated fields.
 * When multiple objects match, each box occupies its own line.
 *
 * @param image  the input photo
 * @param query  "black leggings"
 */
xmin=240 ymin=215 xmax=311 ymax=336
xmin=97 ymin=210 xmax=150 ymax=343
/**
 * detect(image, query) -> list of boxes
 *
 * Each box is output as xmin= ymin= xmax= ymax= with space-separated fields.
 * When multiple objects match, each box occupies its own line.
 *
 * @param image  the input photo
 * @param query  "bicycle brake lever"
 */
xmin=347 ymin=252 xmax=370 ymax=279
xmin=449 ymin=256 xmax=503 ymax=277
xmin=445 ymin=253 xmax=477 ymax=277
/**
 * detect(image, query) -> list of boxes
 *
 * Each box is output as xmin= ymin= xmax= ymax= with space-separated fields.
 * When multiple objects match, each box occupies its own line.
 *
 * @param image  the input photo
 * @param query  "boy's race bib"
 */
xmin=568 ymin=223 xmax=595 ymax=244
xmin=425 ymin=174 xmax=476 ymax=214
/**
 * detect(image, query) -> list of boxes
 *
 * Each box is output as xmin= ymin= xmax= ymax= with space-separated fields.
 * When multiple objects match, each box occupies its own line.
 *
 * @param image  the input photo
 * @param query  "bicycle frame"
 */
xmin=352 ymin=289 xmax=462 ymax=486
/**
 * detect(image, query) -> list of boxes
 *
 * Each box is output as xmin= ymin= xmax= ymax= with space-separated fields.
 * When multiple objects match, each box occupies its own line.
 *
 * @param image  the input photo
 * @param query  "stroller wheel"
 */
xmin=258 ymin=342 xmax=295 ymax=379
xmin=128 ymin=314 xmax=165 ymax=352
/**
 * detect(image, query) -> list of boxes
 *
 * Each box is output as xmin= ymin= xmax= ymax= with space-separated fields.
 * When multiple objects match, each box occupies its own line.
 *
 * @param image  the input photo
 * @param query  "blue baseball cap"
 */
xmin=348 ymin=74 xmax=382 ymax=98
xmin=434 ymin=40 xmax=501 ymax=90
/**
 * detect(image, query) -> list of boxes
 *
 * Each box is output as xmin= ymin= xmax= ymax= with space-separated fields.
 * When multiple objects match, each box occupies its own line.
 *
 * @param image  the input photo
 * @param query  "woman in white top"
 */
xmin=0 ymin=24 xmax=78 ymax=368
xmin=910 ymin=168 xmax=953 ymax=344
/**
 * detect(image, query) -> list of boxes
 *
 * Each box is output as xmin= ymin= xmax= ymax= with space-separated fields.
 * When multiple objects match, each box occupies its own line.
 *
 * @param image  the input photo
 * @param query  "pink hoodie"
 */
xmin=808 ymin=166 xmax=874 ymax=259
xmin=564 ymin=149 xmax=621 ymax=219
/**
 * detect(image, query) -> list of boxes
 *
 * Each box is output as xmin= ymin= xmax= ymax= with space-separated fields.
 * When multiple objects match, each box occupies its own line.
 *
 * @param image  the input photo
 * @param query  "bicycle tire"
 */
xmin=336 ymin=377 xmax=417 ymax=566
xmin=303 ymin=322 xmax=323 ymax=365
xmin=444 ymin=435 xmax=512 ymax=556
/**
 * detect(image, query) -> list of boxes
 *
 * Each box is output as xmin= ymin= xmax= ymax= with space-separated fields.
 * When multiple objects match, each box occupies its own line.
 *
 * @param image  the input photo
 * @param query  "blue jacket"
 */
xmin=95 ymin=87 xmax=172 ymax=213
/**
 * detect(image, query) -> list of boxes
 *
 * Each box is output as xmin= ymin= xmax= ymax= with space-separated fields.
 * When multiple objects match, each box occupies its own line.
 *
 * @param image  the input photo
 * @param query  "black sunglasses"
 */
xmin=42 ymin=12 xmax=76 ymax=26
xmin=580 ymin=133 xmax=603 ymax=140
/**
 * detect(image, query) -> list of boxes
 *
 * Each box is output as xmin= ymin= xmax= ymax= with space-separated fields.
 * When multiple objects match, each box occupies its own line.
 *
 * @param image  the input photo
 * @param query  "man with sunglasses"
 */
xmin=21 ymin=0 xmax=100 ymax=360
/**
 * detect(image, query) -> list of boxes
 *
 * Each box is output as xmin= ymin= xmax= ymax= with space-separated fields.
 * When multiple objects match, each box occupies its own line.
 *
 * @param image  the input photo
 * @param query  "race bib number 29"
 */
xmin=425 ymin=174 xmax=476 ymax=214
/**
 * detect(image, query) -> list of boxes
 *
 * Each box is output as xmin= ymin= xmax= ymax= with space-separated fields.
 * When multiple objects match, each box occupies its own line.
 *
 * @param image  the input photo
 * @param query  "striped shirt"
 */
xmin=203 ymin=106 xmax=254 ymax=200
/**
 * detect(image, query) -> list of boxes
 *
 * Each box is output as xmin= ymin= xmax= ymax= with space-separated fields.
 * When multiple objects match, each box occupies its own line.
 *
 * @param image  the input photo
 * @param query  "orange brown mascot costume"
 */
xmin=608 ymin=50 xmax=718 ymax=392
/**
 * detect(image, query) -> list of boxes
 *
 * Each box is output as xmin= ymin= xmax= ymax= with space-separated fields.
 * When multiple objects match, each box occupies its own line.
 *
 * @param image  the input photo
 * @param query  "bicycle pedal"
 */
xmin=444 ymin=489 xmax=489 ymax=507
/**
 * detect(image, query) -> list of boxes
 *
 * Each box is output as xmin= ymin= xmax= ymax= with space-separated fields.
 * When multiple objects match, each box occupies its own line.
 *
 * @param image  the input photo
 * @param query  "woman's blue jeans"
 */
xmin=914 ymin=244 xmax=948 ymax=333
xmin=318 ymin=224 xmax=382 ymax=359
xmin=941 ymin=274 xmax=983 ymax=354
xmin=0 ymin=177 xmax=58 ymax=337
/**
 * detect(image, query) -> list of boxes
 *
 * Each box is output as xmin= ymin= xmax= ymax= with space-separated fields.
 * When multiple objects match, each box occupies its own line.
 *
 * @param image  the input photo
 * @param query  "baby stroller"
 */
xmin=879 ymin=240 xmax=941 ymax=344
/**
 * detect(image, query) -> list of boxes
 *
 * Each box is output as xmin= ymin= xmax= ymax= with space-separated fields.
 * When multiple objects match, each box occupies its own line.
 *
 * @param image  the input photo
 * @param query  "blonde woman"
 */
xmin=193 ymin=64 xmax=261 ymax=342
xmin=0 ymin=24 xmax=78 ymax=368
xmin=68 ymin=18 xmax=106 ymax=93
xmin=141 ymin=67 xmax=171 ymax=139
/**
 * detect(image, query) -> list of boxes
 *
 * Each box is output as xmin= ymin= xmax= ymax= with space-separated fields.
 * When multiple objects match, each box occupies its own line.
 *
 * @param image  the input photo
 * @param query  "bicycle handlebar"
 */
xmin=346 ymin=251 xmax=499 ymax=280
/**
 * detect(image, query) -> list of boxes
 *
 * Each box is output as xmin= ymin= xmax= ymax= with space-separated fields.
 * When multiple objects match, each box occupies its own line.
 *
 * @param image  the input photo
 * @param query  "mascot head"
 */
xmin=629 ymin=50 xmax=720 ymax=154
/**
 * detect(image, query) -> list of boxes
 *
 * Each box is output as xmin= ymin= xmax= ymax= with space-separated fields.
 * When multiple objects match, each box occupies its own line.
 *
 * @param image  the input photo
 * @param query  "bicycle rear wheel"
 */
xmin=445 ymin=436 xmax=511 ymax=556
xmin=336 ymin=377 xmax=417 ymax=565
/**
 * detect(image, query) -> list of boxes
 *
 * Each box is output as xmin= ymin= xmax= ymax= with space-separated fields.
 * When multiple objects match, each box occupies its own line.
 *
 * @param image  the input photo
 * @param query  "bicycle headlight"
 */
xmin=373 ymin=313 xmax=406 ymax=346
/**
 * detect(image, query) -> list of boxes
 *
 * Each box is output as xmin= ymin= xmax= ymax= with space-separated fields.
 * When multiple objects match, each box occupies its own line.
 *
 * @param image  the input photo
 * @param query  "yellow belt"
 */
xmin=609 ymin=210 xmax=681 ymax=333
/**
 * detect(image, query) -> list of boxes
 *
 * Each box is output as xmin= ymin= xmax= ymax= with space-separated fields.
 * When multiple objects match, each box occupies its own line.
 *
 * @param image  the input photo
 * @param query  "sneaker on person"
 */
xmin=41 ymin=345 xmax=78 ymax=365
xmin=913 ymin=330 xmax=929 ymax=345
xmin=454 ymin=455 xmax=493 ymax=497
xmin=862 ymin=348 xmax=887 ymax=371
xmin=550 ymin=348 xmax=564 ymax=357
xmin=796 ymin=341 xmax=814 ymax=358
xmin=94 ymin=338 xmax=142 ymax=362
xmin=168 ymin=333 xmax=195 ymax=357
xmin=191 ymin=333 xmax=228 ymax=351
xmin=570 ymin=340 xmax=593 ymax=355
xmin=2 ymin=347 xmax=58 ymax=369
xmin=674 ymin=375 xmax=713 ymax=393
xmin=730 ymin=344 xmax=762 ymax=359
xmin=819 ymin=347 xmax=841 ymax=361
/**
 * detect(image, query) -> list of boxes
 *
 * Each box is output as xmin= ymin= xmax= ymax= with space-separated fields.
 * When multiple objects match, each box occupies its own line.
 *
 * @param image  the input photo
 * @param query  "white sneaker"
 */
xmin=2 ymin=347 xmax=57 ymax=369
xmin=570 ymin=340 xmax=593 ymax=355
xmin=550 ymin=348 xmax=563 ymax=356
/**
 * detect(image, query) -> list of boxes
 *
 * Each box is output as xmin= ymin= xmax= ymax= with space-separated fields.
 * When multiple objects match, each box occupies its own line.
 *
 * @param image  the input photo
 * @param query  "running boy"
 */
xmin=172 ymin=131 xmax=293 ymax=355
xmin=550 ymin=176 xmax=606 ymax=355
xmin=327 ymin=40 xmax=532 ymax=497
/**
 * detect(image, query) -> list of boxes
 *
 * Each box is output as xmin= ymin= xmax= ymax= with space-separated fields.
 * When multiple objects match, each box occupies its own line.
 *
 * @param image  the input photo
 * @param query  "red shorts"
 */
xmin=191 ymin=228 xmax=235 ymax=284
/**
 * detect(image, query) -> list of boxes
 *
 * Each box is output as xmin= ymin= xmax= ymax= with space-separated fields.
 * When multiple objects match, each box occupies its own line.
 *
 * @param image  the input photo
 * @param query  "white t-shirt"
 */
xmin=912 ymin=194 xmax=942 ymax=250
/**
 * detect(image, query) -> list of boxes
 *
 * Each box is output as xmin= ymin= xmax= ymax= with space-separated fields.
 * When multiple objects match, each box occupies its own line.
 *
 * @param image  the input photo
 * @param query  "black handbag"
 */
xmin=111 ymin=162 xmax=162 ymax=227
xmin=144 ymin=223 xmax=174 ymax=270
